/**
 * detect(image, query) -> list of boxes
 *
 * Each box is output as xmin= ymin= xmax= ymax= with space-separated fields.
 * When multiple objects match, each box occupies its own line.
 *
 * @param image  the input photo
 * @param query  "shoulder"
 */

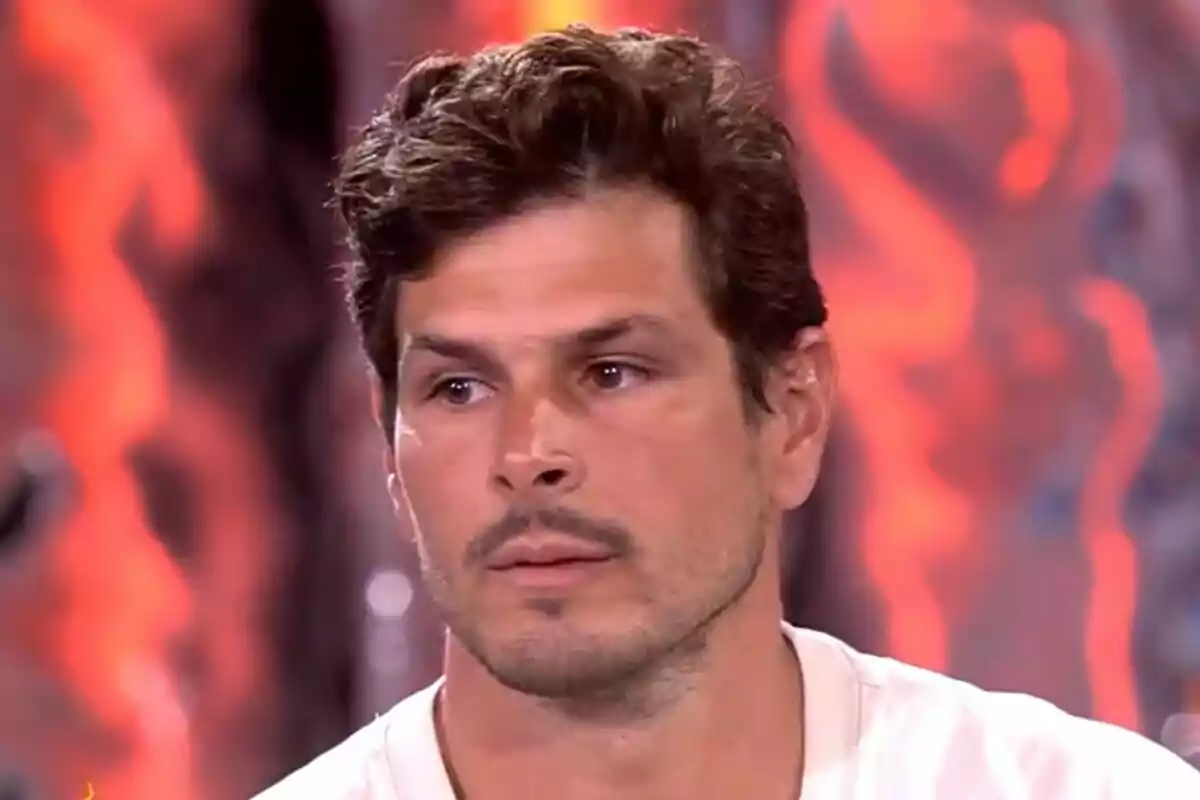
xmin=251 ymin=683 xmax=441 ymax=800
xmin=786 ymin=626 xmax=1200 ymax=796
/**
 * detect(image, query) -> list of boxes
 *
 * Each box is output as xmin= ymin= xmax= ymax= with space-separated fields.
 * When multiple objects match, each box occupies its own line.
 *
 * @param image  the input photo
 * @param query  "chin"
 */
xmin=456 ymin=609 xmax=706 ymax=701
xmin=479 ymin=637 xmax=654 ymax=699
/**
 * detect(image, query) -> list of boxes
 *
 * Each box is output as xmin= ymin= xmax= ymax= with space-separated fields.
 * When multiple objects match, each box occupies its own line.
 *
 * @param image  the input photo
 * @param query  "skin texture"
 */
xmin=382 ymin=185 xmax=836 ymax=799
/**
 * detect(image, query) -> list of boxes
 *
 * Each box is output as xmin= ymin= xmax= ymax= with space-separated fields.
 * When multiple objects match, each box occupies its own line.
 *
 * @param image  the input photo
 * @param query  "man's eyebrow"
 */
xmin=401 ymin=333 xmax=504 ymax=375
xmin=567 ymin=313 xmax=678 ymax=349
xmin=401 ymin=313 xmax=682 ymax=369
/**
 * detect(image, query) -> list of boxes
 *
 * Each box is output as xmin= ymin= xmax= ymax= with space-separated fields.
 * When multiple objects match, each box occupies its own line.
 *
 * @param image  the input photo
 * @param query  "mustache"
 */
xmin=465 ymin=505 xmax=634 ymax=568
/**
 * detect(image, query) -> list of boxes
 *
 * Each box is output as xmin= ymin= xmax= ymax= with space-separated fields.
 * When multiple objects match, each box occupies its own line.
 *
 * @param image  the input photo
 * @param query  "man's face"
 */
xmin=388 ymin=187 xmax=830 ymax=698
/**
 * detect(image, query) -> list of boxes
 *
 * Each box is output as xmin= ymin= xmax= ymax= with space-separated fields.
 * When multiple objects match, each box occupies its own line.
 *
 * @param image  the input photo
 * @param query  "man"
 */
xmin=257 ymin=24 xmax=1200 ymax=799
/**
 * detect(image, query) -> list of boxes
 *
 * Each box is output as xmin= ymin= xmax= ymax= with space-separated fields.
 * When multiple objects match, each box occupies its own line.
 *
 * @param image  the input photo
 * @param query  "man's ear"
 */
xmin=368 ymin=373 xmax=392 ymax=445
xmin=764 ymin=327 xmax=837 ymax=510
xmin=368 ymin=374 xmax=404 ymax=514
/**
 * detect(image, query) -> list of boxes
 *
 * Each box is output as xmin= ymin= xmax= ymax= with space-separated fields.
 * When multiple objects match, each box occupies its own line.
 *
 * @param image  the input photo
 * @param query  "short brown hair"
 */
xmin=334 ymin=24 xmax=827 ymax=442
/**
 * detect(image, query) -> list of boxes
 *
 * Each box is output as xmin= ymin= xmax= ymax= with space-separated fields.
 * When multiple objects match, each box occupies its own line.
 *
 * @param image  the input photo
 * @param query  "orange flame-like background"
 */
xmin=2 ymin=0 xmax=1198 ymax=796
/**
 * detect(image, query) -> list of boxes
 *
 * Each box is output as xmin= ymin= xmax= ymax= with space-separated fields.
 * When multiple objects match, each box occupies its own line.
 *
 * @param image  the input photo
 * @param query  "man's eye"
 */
xmin=428 ymin=377 xmax=493 ymax=406
xmin=583 ymin=361 xmax=651 ymax=391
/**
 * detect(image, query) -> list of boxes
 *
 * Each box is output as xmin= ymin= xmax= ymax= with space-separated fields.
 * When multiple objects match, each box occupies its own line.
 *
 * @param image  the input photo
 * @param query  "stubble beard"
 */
xmin=423 ymin=514 xmax=771 ymax=724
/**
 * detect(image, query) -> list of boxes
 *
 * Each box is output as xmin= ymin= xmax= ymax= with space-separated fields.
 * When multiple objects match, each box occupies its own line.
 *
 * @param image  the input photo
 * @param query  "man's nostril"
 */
xmin=534 ymin=468 xmax=568 ymax=487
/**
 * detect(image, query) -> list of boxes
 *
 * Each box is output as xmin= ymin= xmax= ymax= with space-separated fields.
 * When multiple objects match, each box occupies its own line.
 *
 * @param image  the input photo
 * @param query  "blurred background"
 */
xmin=2 ymin=0 xmax=1199 ymax=797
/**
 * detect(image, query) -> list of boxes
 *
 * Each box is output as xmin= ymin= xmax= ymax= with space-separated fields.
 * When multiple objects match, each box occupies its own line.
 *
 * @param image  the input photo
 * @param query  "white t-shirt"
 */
xmin=254 ymin=624 xmax=1200 ymax=798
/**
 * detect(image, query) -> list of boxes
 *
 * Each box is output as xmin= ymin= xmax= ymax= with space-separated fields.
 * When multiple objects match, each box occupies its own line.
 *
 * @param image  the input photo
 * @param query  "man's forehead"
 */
xmin=404 ymin=190 xmax=700 ymax=299
xmin=390 ymin=188 xmax=715 ymax=353
xmin=400 ymin=310 xmax=691 ymax=354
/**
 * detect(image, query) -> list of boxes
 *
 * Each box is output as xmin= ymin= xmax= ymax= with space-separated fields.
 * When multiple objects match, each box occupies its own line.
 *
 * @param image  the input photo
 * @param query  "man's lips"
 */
xmin=484 ymin=535 xmax=617 ymax=571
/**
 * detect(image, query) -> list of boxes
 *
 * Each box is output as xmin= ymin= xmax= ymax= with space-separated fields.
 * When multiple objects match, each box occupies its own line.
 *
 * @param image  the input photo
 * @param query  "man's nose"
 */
xmin=490 ymin=393 xmax=584 ymax=500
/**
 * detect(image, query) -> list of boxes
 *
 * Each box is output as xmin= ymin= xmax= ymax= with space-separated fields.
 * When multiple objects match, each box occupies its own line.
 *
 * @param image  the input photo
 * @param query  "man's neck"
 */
xmin=435 ymin=584 xmax=805 ymax=800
